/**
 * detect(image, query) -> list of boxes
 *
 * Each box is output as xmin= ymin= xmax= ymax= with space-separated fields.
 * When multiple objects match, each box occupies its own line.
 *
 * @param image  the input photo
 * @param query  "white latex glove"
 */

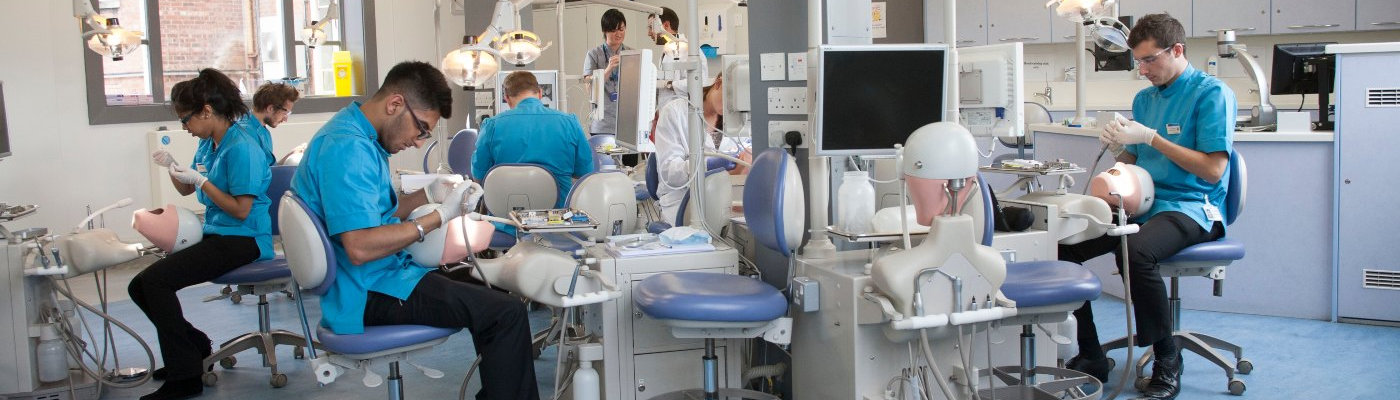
xmin=169 ymin=164 xmax=207 ymax=188
xmin=434 ymin=181 xmax=481 ymax=222
xmin=424 ymin=175 xmax=466 ymax=203
xmin=1099 ymin=127 xmax=1125 ymax=157
xmin=151 ymin=150 xmax=177 ymax=167
xmin=1106 ymin=115 xmax=1157 ymax=146
xmin=461 ymin=181 xmax=485 ymax=213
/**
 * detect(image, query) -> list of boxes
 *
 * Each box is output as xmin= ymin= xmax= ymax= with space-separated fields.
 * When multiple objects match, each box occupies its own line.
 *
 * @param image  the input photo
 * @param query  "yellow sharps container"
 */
xmin=333 ymin=51 xmax=354 ymax=96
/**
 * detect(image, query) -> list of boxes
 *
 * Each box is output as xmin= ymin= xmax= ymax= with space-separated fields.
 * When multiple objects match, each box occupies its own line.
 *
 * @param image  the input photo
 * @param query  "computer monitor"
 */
xmin=615 ymin=49 xmax=658 ymax=152
xmin=816 ymin=44 xmax=949 ymax=157
xmin=1271 ymin=42 xmax=1337 ymax=130
xmin=958 ymin=42 xmax=1025 ymax=138
xmin=0 ymin=81 xmax=10 ymax=160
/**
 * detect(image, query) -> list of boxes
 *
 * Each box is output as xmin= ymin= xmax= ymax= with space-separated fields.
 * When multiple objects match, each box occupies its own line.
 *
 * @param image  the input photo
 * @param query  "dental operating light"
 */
xmin=441 ymin=35 xmax=501 ymax=90
xmin=74 ymin=0 xmax=144 ymax=61
xmin=1046 ymin=0 xmax=1128 ymax=125
xmin=301 ymin=0 xmax=341 ymax=48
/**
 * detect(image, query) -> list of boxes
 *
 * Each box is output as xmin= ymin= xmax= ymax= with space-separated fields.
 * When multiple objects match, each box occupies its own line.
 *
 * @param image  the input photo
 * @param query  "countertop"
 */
xmin=1028 ymin=123 xmax=1334 ymax=143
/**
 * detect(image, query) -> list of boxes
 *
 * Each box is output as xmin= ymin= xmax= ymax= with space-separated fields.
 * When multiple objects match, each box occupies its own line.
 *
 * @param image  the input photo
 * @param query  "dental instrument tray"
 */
xmin=979 ymin=158 xmax=1085 ymax=176
xmin=0 ymin=203 xmax=38 ymax=221
xmin=594 ymin=145 xmax=638 ymax=156
xmin=509 ymin=208 xmax=599 ymax=233
xmin=825 ymin=225 xmax=929 ymax=243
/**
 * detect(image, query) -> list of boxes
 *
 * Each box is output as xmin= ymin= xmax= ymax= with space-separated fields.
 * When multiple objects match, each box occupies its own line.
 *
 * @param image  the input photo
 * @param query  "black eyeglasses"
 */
xmin=179 ymin=111 xmax=196 ymax=126
xmin=404 ymin=104 xmax=433 ymax=141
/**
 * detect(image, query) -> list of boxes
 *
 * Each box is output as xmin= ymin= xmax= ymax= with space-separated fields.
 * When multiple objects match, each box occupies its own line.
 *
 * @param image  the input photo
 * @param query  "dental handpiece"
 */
xmin=1084 ymin=144 xmax=1112 ymax=195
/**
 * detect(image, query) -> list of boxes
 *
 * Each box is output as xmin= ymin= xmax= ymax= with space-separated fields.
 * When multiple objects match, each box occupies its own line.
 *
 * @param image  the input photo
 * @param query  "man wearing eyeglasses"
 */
xmin=291 ymin=61 xmax=540 ymax=400
xmin=1059 ymin=13 xmax=1236 ymax=400
xmin=247 ymin=83 xmax=302 ymax=164
xmin=472 ymin=71 xmax=595 ymax=235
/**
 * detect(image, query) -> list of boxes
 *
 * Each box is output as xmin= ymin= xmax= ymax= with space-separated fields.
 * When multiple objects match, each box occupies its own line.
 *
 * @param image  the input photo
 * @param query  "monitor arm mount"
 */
xmin=1217 ymin=30 xmax=1276 ymax=128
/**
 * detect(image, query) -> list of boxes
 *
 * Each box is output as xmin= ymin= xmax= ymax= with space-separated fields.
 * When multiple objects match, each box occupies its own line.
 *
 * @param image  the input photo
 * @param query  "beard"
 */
xmin=653 ymin=35 xmax=667 ymax=46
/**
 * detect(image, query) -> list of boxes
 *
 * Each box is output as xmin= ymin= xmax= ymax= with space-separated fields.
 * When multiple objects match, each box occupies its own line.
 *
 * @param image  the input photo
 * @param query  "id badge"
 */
xmin=195 ymin=163 xmax=207 ymax=173
xmin=1203 ymin=203 xmax=1223 ymax=222
xmin=608 ymin=91 xmax=619 ymax=102
xmin=1165 ymin=123 xmax=1182 ymax=135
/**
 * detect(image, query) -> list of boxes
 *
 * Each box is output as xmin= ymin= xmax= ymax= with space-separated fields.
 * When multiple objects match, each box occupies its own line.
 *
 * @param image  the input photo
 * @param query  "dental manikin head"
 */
xmin=1089 ymin=162 xmax=1155 ymax=216
xmin=900 ymin=122 xmax=980 ymax=226
xmin=131 ymin=205 xmax=204 ymax=253
xmin=404 ymin=204 xmax=493 ymax=266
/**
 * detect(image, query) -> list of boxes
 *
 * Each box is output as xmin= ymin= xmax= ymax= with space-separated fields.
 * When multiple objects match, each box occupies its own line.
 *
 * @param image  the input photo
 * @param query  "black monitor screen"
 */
xmin=818 ymin=46 xmax=946 ymax=156
xmin=1271 ymin=42 xmax=1335 ymax=96
xmin=0 ymin=81 xmax=9 ymax=159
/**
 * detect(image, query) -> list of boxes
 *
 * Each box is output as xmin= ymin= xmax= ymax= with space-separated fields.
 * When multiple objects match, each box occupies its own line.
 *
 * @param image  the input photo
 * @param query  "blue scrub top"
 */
xmin=191 ymin=119 xmax=275 ymax=260
xmin=1125 ymin=65 xmax=1236 ymax=232
xmin=236 ymin=113 xmax=275 ymax=158
xmin=291 ymin=103 xmax=431 ymax=335
xmin=472 ymin=97 xmax=594 ymax=208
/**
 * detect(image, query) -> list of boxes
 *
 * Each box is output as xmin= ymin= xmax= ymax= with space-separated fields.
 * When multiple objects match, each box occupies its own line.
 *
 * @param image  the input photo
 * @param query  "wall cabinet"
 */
xmin=1192 ymin=0 xmax=1270 ymax=37
xmin=1356 ymin=0 xmax=1400 ymax=31
xmin=924 ymin=0 xmax=988 ymax=47
xmin=987 ymin=0 xmax=1052 ymax=45
xmin=1273 ymin=0 xmax=1356 ymax=34
xmin=1118 ymin=0 xmax=1191 ymax=33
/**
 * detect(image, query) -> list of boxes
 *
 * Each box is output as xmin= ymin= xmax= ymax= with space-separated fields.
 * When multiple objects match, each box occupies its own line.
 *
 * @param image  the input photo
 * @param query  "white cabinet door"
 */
xmin=1118 ymin=0 xmax=1191 ymax=32
xmin=927 ymin=0 xmax=988 ymax=47
xmin=1192 ymin=0 xmax=1270 ymax=37
xmin=1273 ymin=0 xmax=1355 ymax=33
xmin=986 ymin=0 xmax=1051 ymax=45
xmin=1357 ymin=0 xmax=1400 ymax=31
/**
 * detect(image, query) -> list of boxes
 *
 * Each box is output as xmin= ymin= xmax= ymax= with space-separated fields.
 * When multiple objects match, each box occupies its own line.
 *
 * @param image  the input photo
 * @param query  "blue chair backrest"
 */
xmin=589 ymin=136 xmax=617 ymax=171
xmin=420 ymin=140 xmax=439 ymax=174
xmin=588 ymin=134 xmax=616 ymax=148
xmin=1224 ymin=151 xmax=1247 ymax=226
xmin=645 ymin=156 xmax=660 ymax=200
xmin=267 ymin=165 xmax=296 ymax=236
xmin=279 ymin=192 xmax=338 ymax=296
xmin=977 ymin=172 xmax=993 ymax=246
xmin=447 ymin=129 xmax=479 ymax=178
xmin=743 ymin=149 xmax=805 ymax=254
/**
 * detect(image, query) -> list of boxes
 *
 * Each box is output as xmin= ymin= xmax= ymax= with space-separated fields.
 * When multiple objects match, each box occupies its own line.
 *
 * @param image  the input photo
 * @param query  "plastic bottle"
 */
xmin=36 ymin=323 xmax=68 ymax=383
xmin=837 ymin=171 xmax=876 ymax=234
xmin=56 ymin=300 xmax=82 ymax=369
xmin=1205 ymin=55 xmax=1219 ymax=76
xmin=572 ymin=343 xmax=603 ymax=400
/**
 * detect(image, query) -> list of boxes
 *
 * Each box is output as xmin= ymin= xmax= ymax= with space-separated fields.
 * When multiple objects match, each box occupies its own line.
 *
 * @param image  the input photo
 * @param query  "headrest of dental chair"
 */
xmin=568 ymin=170 xmax=638 ymax=240
xmin=278 ymin=192 xmax=338 ymax=296
xmin=645 ymin=156 xmax=660 ymax=200
xmin=267 ymin=165 xmax=297 ymax=236
xmin=448 ymin=129 xmax=479 ymax=178
xmin=131 ymin=204 xmax=203 ymax=253
xmin=743 ymin=149 xmax=805 ymax=254
xmin=483 ymin=163 xmax=558 ymax=215
xmin=1225 ymin=151 xmax=1246 ymax=226
xmin=676 ymin=167 xmax=734 ymax=229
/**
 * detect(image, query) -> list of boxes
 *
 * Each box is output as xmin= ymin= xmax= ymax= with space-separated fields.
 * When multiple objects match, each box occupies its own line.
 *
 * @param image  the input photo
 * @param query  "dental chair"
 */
xmin=201 ymin=165 xmax=310 ymax=388
xmin=1101 ymin=151 xmax=1250 ymax=396
xmin=279 ymin=192 xmax=458 ymax=399
xmin=632 ymin=148 xmax=800 ymax=400
xmin=482 ymin=163 xmax=558 ymax=249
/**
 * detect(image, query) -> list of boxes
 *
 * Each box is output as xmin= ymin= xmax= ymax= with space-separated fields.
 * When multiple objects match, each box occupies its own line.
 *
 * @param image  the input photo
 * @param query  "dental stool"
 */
xmin=1101 ymin=152 xmax=1250 ymax=396
xmin=984 ymin=261 xmax=1104 ymax=400
xmin=202 ymin=165 xmax=309 ymax=388
xmin=632 ymin=149 xmax=802 ymax=400
xmin=482 ymin=163 xmax=559 ymax=250
xmin=279 ymin=192 xmax=458 ymax=399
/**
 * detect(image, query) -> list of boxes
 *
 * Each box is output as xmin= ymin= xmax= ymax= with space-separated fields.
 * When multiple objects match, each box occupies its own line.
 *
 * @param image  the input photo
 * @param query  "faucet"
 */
xmin=1033 ymin=84 xmax=1053 ymax=105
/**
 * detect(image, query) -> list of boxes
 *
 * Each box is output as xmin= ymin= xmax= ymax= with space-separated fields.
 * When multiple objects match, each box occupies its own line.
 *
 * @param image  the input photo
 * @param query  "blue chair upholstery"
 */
xmin=420 ymin=140 xmax=438 ymax=175
xmin=644 ymin=156 xmax=661 ymax=201
xmin=588 ymin=134 xmax=617 ymax=171
xmin=1000 ymin=261 xmax=1102 ymax=308
xmin=630 ymin=149 xmax=798 ymax=400
xmin=447 ymin=129 xmax=478 ymax=178
xmin=203 ymin=165 xmax=307 ymax=388
xmin=1161 ymin=238 xmax=1245 ymax=263
xmin=490 ymin=231 xmax=518 ymax=249
xmin=634 ymin=272 xmax=787 ymax=323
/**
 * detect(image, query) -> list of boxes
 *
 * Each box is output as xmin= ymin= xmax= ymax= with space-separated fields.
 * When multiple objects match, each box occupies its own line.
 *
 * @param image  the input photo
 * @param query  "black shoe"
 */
xmin=1066 ymin=354 xmax=1112 ymax=383
xmin=153 ymin=338 xmax=212 ymax=381
xmin=139 ymin=376 xmax=202 ymax=400
xmin=1139 ymin=352 xmax=1183 ymax=400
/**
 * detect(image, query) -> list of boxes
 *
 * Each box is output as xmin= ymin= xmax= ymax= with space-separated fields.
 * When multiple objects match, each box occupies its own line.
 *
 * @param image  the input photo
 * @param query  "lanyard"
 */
xmin=602 ymin=44 xmax=620 ymax=82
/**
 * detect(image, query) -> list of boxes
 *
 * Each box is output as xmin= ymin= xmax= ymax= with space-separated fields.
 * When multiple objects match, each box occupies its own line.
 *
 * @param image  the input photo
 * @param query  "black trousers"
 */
xmin=1059 ymin=211 xmax=1223 ymax=351
xmin=128 ymin=234 xmax=260 ymax=380
xmin=364 ymin=271 xmax=540 ymax=400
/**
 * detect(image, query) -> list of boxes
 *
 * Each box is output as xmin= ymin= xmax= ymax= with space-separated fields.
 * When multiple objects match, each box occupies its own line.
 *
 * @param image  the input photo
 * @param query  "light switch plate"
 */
xmin=787 ymin=52 xmax=808 ymax=81
xmin=760 ymin=52 xmax=786 ymax=81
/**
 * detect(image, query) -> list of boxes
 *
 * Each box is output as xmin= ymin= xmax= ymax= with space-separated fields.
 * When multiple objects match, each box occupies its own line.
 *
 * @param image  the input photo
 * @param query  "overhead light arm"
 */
xmin=73 ymin=0 xmax=144 ymax=61
xmin=303 ymin=0 xmax=341 ymax=48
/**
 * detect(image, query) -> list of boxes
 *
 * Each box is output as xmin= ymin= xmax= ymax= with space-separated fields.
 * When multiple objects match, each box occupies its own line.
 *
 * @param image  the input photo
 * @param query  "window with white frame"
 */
xmin=84 ymin=0 xmax=379 ymax=125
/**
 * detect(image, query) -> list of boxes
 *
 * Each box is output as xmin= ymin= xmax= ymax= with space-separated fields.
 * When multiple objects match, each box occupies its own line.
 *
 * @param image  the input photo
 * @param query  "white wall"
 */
xmin=0 ymin=0 xmax=467 ymax=241
xmin=1021 ymin=31 xmax=1400 ymax=111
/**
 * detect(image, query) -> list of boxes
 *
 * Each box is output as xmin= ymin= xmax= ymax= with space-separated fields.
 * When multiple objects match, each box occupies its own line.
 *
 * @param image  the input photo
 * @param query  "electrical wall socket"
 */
xmin=767 ymin=87 xmax=807 ymax=115
xmin=767 ymin=120 xmax=809 ymax=149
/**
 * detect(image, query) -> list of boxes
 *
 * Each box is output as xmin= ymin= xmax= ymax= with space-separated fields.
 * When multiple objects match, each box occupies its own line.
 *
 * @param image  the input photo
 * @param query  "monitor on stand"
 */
xmin=1271 ymin=42 xmax=1337 ymax=131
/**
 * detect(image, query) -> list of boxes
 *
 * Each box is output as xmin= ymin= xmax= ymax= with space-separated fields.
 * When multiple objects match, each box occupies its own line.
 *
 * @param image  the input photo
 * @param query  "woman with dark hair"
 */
xmin=135 ymin=68 xmax=274 ymax=400
xmin=582 ymin=8 xmax=631 ymax=136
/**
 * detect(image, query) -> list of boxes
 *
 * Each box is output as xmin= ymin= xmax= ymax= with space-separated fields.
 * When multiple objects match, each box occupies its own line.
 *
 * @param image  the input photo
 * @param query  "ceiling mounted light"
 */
xmin=301 ymin=0 xmax=340 ymax=48
xmin=74 ymin=0 xmax=144 ymax=61
xmin=442 ymin=35 xmax=501 ymax=90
